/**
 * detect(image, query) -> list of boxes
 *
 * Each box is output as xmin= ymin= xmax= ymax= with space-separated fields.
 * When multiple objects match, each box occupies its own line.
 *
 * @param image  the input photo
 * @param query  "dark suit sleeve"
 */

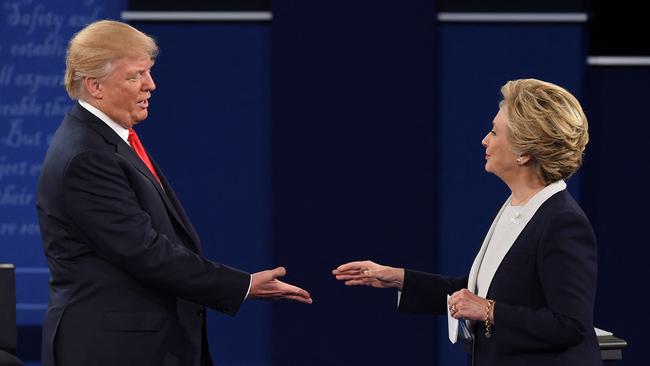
xmin=494 ymin=210 xmax=597 ymax=350
xmin=398 ymin=269 xmax=467 ymax=315
xmin=63 ymin=149 xmax=249 ymax=315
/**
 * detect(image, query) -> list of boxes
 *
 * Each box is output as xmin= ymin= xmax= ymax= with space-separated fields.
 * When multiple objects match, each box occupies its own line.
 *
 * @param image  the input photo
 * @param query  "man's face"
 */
xmin=95 ymin=57 xmax=156 ymax=129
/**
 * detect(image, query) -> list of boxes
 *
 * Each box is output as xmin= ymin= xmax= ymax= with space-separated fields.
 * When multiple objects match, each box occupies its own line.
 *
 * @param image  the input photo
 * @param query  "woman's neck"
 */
xmin=508 ymin=177 xmax=546 ymax=206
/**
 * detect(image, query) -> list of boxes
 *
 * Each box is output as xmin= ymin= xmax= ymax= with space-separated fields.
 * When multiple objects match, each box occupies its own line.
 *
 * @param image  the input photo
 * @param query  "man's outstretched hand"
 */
xmin=249 ymin=267 xmax=312 ymax=304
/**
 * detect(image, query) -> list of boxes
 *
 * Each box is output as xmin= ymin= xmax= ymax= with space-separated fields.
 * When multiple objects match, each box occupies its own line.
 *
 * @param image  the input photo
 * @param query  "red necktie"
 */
xmin=128 ymin=128 xmax=160 ymax=182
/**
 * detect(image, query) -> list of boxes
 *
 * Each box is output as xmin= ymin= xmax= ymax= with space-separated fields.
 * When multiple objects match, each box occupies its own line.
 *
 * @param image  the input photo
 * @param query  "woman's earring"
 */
xmin=516 ymin=157 xmax=523 ymax=165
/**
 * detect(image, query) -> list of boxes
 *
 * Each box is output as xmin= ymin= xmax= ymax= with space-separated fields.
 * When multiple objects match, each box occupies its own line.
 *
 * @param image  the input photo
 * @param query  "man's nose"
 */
xmin=143 ymin=72 xmax=156 ymax=91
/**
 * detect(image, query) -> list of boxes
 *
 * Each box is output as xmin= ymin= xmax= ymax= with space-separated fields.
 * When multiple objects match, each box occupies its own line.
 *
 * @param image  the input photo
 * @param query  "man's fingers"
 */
xmin=276 ymin=281 xmax=311 ymax=300
xmin=285 ymin=287 xmax=310 ymax=299
xmin=272 ymin=266 xmax=287 ymax=278
xmin=281 ymin=287 xmax=312 ymax=302
xmin=283 ymin=294 xmax=313 ymax=304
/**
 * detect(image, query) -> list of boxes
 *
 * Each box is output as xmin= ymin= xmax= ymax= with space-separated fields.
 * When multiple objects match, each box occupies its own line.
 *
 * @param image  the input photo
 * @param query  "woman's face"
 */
xmin=481 ymin=107 xmax=519 ymax=179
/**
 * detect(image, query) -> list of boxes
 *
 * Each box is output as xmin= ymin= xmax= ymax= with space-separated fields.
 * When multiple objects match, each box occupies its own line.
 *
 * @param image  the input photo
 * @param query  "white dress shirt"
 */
xmin=78 ymin=100 xmax=130 ymax=145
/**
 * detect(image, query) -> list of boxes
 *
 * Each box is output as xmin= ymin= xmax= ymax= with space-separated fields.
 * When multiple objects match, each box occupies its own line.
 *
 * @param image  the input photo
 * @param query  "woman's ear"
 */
xmin=517 ymin=154 xmax=533 ymax=166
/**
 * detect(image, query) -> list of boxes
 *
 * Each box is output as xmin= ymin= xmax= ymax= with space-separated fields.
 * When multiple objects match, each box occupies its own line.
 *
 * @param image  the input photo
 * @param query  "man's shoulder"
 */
xmin=43 ymin=114 xmax=117 ymax=178
xmin=50 ymin=120 xmax=103 ymax=153
xmin=53 ymin=107 xmax=117 ymax=151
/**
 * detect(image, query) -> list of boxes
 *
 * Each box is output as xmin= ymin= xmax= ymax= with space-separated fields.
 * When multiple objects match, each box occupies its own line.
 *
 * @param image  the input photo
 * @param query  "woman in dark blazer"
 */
xmin=333 ymin=79 xmax=601 ymax=365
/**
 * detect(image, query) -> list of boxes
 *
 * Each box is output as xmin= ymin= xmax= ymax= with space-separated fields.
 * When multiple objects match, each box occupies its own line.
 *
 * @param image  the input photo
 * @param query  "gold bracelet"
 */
xmin=484 ymin=299 xmax=495 ymax=338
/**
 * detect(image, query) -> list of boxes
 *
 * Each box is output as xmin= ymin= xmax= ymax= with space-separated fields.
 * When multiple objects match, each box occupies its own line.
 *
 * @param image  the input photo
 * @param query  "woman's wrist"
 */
xmin=392 ymin=267 xmax=405 ymax=289
xmin=484 ymin=299 xmax=495 ymax=338
xmin=488 ymin=300 xmax=495 ymax=323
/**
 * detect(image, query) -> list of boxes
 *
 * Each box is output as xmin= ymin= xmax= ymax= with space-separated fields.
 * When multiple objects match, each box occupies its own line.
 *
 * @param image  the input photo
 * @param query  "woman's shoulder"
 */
xmin=527 ymin=189 xmax=594 ymax=236
xmin=538 ymin=189 xmax=586 ymax=216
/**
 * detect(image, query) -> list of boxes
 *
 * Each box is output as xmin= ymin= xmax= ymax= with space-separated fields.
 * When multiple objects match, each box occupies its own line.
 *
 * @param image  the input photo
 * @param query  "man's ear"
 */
xmin=83 ymin=77 xmax=103 ymax=99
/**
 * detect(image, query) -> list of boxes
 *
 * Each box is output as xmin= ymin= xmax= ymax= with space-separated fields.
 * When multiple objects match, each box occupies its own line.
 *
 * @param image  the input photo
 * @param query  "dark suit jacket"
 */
xmin=36 ymin=103 xmax=251 ymax=366
xmin=398 ymin=189 xmax=602 ymax=366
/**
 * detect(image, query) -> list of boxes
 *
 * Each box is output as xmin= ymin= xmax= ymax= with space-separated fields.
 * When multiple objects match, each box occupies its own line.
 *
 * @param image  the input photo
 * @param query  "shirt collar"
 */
xmin=78 ymin=99 xmax=130 ymax=145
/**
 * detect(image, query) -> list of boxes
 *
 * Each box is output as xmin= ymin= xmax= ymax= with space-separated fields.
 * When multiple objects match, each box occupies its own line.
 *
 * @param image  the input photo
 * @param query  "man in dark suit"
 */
xmin=36 ymin=20 xmax=311 ymax=366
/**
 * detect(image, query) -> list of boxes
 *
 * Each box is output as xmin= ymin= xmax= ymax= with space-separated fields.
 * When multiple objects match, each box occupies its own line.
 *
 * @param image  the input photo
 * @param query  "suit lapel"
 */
xmin=467 ymin=199 xmax=509 ymax=294
xmin=116 ymin=139 xmax=203 ymax=253
xmin=475 ymin=180 xmax=568 ymax=298
xmin=475 ymin=199 xmax=526 ymax=298
xmin=150 ymin=158 xmax=202 ymax=249
xmin=70 ymin=104 xmax=200 ymax=252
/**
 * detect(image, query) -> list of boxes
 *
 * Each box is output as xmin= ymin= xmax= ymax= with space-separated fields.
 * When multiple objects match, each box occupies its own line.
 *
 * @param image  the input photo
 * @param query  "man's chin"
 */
xmin=135 ymin=111 xmax=149 ymax=123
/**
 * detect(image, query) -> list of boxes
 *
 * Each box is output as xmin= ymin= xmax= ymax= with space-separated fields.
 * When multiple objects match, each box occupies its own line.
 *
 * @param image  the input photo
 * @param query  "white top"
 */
xmin=475 ymin=203 xmax=526 ymax=295
xmin=468 ymin=180 xmax=567 ymax=298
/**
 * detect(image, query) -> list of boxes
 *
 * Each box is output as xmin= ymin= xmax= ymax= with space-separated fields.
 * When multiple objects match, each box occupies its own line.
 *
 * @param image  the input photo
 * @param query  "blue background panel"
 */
xmin=582 ymin=66 xmax=650 ymax=366
xmin=271 ymin=1 xmax=436 ymax=365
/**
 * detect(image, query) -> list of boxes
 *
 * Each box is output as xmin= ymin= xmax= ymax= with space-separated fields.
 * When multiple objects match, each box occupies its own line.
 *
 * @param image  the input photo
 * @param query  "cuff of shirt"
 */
xmin=244 ymin=274 xmax=252 ymax=300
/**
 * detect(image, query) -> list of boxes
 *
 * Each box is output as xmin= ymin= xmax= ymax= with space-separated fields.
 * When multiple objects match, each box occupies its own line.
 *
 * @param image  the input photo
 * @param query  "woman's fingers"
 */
xmin=333 ymin=260 xmax=378 ymax=274
xmin=448 ymin=288 xmax=487 ymax=320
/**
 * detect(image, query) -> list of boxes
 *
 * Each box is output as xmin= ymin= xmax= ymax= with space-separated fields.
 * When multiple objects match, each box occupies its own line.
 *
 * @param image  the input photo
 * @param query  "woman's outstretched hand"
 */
xmin=332 ymin=260 xmax=405 ymax=290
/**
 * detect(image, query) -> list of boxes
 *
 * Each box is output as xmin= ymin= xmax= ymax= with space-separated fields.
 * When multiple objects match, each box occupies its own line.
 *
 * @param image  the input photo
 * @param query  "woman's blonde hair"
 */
xmin=64 ymin=20 xmax=159 ymax=100
xmin=500 ymin=79 xmax=589 ymax=185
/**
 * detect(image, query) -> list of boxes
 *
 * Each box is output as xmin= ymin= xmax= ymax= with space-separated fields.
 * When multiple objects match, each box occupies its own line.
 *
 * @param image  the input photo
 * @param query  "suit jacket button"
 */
xmin=197 ymin=308 xmax=205 ymax=317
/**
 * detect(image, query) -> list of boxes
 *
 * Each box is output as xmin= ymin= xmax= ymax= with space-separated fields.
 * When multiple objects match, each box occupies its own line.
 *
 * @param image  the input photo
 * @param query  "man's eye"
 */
xmin=490 ymin=130 xmax=496 ymax=136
